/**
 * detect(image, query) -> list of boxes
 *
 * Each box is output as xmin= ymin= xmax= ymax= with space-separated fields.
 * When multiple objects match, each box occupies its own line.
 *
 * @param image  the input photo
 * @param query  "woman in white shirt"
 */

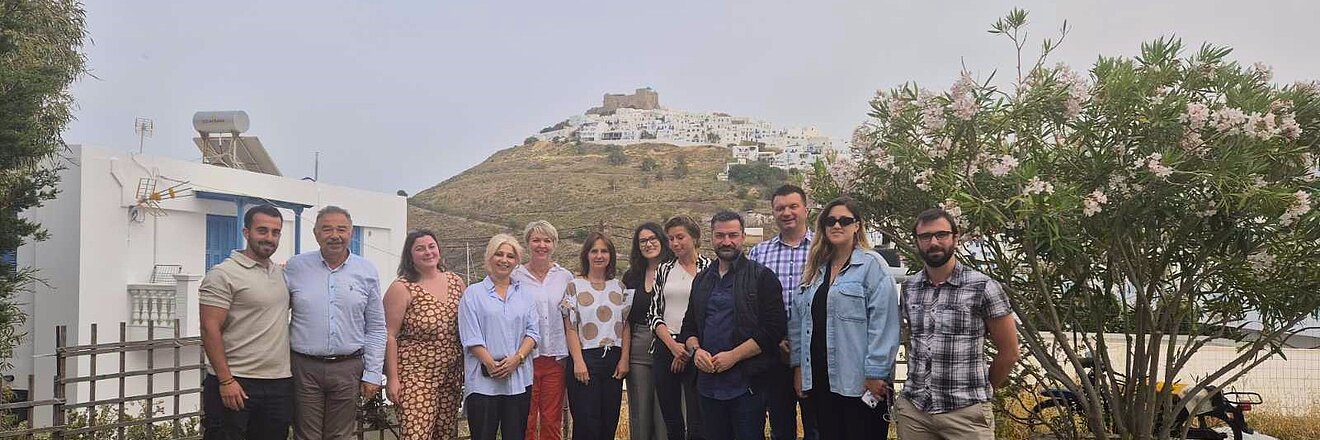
xmin=562 ymin=232 xmax=632 ymax=440
xmin=512 ymin=221 xmax=575 ymax=440
xmin=646 ymin=215 xmax=713 ymax=440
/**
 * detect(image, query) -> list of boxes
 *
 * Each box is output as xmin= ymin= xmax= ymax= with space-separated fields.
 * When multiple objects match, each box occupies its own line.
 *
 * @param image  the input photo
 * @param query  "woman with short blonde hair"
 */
xmin=459 ymin=233 xmax=539 ymax=440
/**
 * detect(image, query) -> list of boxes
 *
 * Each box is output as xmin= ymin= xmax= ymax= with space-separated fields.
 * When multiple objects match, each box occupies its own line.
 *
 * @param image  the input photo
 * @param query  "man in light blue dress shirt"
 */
xmin=285 ymin=206 xmax=387 ymax=440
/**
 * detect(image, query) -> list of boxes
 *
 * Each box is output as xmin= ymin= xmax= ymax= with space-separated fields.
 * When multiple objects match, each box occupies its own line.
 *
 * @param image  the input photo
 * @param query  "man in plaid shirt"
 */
xmin=896 ymin=208 xmax=1019 ymax=440
xmin=747 ymin=184 xmax=816 ymax=440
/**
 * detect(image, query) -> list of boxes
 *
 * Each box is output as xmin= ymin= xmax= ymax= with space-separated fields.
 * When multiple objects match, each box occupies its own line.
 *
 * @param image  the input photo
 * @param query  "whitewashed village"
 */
xmin=535 ymin=88 xmax=841 ymax=178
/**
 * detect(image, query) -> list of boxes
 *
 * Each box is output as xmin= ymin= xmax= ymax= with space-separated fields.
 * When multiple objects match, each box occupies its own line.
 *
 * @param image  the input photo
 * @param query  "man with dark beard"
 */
xmin=895 ymin=208 xmax=1019 ymax=440
xmin=199 ymin=205 xmax=294 ymax=440
xmin=678 ymin=211 xmax=786 ymax=439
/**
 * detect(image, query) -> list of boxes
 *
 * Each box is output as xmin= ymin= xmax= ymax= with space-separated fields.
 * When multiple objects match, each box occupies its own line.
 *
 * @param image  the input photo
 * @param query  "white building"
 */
xmin=9 ymin=143 xmax=407 ymax=423
xmin=554 ymin=107 xmax=838 ymax=174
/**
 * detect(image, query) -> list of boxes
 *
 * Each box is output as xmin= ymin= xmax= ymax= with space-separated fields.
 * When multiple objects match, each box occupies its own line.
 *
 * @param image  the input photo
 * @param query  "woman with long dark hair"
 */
xmin=562 ymin=232 xmax=632 ymax=440
xmin=383 ymin=229 xmax=466 ymax=439
xmin=622 ymin=223 xmax=673 ymax=440
xmin=788 ymin=197 xmax=901 ymax=440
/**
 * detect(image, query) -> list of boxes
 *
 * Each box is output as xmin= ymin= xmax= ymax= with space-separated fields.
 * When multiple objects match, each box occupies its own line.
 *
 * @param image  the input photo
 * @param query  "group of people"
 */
xmin=200 ymin=184 xmax=1020 ymax=440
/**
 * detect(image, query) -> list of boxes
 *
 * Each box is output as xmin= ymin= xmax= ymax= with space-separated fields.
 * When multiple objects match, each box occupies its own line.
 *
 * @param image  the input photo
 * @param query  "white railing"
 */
xmin=128 ymin=283 xmax=179 ymax=328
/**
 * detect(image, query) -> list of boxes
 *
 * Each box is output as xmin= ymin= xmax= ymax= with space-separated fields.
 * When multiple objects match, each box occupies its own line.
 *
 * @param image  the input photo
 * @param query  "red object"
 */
xmin=527 ymin=356 xmax=567 ymax=440
xmin=1239 ymin=403 xmax=1252 ymax=412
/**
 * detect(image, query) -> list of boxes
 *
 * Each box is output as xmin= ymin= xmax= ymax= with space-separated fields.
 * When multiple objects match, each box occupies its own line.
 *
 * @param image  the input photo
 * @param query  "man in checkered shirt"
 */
xmin=896 ymin=208 xmax=1019 ymax=440
xmin=747 ymin=184 xmax=816 ymax=440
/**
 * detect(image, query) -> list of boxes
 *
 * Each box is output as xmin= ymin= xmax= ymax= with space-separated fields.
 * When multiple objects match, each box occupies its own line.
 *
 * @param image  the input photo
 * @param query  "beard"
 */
xmin=715 ymin=245 xmax=741 ymax=261
xmin=919 ymin=245 xmax=953 ymax=268
xmin=251 ymin=241 xmax=278 ymax=259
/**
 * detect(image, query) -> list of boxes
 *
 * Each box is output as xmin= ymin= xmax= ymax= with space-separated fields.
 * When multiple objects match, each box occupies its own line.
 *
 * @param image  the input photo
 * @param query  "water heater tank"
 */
xmin=192 ymin=111 xmax=250 ymax=134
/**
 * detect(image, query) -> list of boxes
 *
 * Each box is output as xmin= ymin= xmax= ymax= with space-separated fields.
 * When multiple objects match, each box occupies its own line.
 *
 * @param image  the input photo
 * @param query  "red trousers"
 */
xmin=526 ymin=356 xmax=566 ymax=440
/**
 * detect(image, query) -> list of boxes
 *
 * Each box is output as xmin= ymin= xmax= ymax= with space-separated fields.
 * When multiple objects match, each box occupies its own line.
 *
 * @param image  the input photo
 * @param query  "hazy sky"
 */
xmin=64 ymin=1 xmax=1320 ymax=194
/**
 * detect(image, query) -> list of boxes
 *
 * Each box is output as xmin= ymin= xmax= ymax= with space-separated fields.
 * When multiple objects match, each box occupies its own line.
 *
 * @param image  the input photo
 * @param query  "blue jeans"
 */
xmin=699 ymin=387 xmax=767 ymax=440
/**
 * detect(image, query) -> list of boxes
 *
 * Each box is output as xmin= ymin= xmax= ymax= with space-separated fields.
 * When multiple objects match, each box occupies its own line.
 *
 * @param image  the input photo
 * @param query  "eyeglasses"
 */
xmin=638 ymin=236 xmax=660 ymax=247
xmin=822 ymin=216 xmax=858 ymax=228
xmin=916 ymin=231 xmax=954 ymax=242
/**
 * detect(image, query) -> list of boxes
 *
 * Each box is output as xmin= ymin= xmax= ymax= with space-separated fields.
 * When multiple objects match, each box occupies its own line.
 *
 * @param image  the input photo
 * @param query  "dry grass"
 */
xmin=1243 ymin=408 xmax=1320 ymax=440
xmin=409 ymin=141 xmax=771 ymax=276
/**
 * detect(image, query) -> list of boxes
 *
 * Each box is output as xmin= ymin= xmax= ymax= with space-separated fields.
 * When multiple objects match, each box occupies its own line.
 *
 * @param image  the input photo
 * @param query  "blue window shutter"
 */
xmin=206 ymin=215 xmax=238 ymax=271
xmin=350 ymin=226 xmax=363 ymax=256
xmin=1 ymin=249 xmax=15 ymax=270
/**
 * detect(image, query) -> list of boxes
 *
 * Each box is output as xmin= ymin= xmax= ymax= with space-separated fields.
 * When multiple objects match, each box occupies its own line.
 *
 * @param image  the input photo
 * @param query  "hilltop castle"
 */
xmin=587 ymin=87 xmax=660 ymax=115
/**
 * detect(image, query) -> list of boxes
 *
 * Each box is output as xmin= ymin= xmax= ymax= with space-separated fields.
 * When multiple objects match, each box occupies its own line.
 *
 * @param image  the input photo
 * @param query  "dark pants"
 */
xmin=654 ymin=344 xmax=705 ymax=440
xmin=766 ymin=362 xmax=816 ymax=440
xmin=202 ymin=374 xmax=294 ymax=440
xmin=566 ymin=347 xmax=624 ymax=440
xmin=810 ymin=389 xmax=889 ymax=440
xmin=291 ymin=352 xmax=364 ymax=440
xmin=467 ymin=388 xmax=532 ymax=440
xmin=699 ymin=387 xmax=768 ymax=440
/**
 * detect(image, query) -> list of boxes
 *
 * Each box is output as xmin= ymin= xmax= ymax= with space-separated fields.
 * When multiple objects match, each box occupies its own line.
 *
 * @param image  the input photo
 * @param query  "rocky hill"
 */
xmin=408 ymin=140 xmax=781 ymax=280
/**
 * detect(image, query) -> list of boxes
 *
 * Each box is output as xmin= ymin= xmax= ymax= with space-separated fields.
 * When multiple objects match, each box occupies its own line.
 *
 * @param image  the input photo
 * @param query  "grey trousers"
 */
xmin=627 ymin=324 xmax=667 ymax=440
xmin=292 ymin=353 xmax=363 ymax=440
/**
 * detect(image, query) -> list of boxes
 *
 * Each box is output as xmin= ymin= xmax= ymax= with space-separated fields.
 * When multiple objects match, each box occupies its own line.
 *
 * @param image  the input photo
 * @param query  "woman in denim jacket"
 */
xmin=788 ymin=197 xmax=901 ymax=440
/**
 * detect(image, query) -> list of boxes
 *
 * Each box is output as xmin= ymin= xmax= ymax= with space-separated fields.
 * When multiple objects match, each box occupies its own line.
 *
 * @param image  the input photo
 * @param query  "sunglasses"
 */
xmin=822 ymin=216 xmax=859 ymax=228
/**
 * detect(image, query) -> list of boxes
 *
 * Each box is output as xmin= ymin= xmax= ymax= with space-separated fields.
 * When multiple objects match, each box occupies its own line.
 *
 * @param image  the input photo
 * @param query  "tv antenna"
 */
xmin=134 ymin=117 xmax=155 ymax=153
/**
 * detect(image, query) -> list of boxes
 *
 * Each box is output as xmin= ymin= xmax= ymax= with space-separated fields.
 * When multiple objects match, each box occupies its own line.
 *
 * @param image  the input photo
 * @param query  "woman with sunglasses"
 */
xmin=787 ymin=197 xmax=901 ymax=439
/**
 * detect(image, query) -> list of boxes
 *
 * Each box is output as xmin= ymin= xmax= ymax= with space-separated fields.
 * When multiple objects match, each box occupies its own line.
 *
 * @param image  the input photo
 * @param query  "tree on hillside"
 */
xmin=640 ymin=157 xmax=659 ymax=172
xmin=672 ymin=155 xmax=690 ymax=179
xmin=728 ymin=162 xmax=788 ymax=188
xmin=811 ymin=9 xmax=1319 ymax=440
xmin=0 ymin=0 xmax=88 ymax=371
xmin=523 ymin=136 xmax=538 ymax=145
xmin=607 ymin=145 xmax=628 ymax=165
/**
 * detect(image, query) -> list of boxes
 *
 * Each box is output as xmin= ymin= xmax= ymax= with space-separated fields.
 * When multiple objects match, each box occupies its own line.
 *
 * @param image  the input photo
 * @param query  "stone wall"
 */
xmin=588 ymin=87 xmax=660 ymax=115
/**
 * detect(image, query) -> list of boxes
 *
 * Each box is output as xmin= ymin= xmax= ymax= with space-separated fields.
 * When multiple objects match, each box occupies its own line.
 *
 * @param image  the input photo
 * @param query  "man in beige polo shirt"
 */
xmin=199 ymin=205 xmax=294 ymax=440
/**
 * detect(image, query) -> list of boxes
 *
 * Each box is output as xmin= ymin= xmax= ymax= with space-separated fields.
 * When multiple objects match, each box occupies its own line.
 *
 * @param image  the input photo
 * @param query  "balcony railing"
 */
xmin=127 ymin=284 xmax=179 ymax=328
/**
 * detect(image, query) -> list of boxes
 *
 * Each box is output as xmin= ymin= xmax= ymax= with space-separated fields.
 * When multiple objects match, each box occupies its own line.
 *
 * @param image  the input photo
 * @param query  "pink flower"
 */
xmin=928 ymin=138 xmax=953 ymax=159
xmin=1213 ymin=107 xmax=1248 ymax=133
xmin=1023 ymin=176 xmax=1055 ymax=196
xmin=827 ymin=156 xmax=858 ymax=192
xmin=1279 ymin=191 xmax=1312 ymax=227
xmin=950 ymin=73 xmax=978 ymax=121
xmin=987 ymin=154 xmax=1019 ymax=177
xmin=919 ymin=104 xmax=947 ymax=134
xmin=1280 ymin=113 xmax=1302 ymax=140
xmin=1252 ymin=62 xmax=1273 ymax=82
xmin=1142 ymin=153 xmax=1173 ymax=178
xmin=1180 ymin=102 xmax=1211 ymax=129
xmin=1083 ymin=190 xmax=1108 ymax=217
xmin=940 ymin=199 xmax=963 ymax=223
xmin=1057 ymin=64 xmax=1090 ymax=120
xmin=914 ymin=169 xmax=934 ymax=191
xmin=1180 ymin=131 xmax=1205 ymax=155
xmin=1248 ymin=250 xmax=1275 ymax=276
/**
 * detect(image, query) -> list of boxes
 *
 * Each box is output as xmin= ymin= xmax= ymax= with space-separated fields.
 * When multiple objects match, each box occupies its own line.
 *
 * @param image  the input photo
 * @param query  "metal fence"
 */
xmin=0 ymin=321 xmax=414 ymax=439
xmin=0 ymin=320 xmax=572 ymax=440
xmin=0 ymin=321 xmax=203 ymax=439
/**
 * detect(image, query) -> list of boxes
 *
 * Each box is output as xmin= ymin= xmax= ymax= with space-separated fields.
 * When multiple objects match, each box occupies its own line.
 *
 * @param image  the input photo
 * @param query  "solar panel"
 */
xmin=194 ymin=135 xmax=283 ymax=176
